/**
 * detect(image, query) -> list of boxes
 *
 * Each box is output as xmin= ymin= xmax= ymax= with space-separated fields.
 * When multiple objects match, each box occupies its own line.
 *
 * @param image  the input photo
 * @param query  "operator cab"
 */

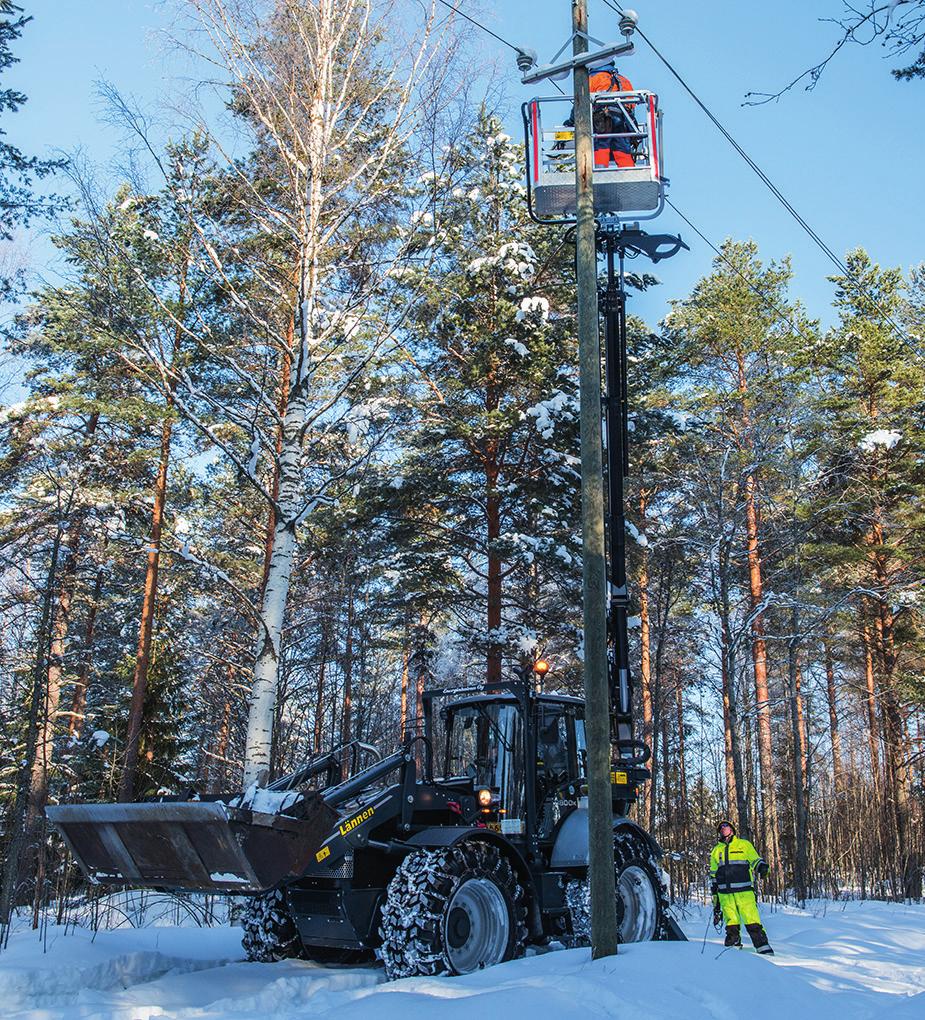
xmin=441 ymin=692 xmax=587 ymax=842
xmin=522 ymin=90 xmax=664 ymax=221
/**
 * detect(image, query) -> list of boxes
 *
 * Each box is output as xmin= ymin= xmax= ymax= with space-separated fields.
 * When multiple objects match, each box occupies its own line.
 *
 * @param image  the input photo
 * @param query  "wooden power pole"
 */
xmin=571 ymin=0 xmax=618 ymax=960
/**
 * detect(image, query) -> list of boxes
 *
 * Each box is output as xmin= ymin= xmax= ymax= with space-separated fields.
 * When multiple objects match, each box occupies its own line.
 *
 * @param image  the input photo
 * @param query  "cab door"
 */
xmin=535 ymin=705 xmax=583 ymax=840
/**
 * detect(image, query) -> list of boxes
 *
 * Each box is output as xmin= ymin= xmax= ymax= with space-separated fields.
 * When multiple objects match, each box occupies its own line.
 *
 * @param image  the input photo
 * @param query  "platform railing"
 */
xmin=529 ymin=90 xmax=660 ymax=178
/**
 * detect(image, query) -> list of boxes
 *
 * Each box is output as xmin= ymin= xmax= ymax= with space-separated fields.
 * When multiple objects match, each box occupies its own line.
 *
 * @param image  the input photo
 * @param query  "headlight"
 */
xmin=477 ymin=787 xmax=493 ymax=808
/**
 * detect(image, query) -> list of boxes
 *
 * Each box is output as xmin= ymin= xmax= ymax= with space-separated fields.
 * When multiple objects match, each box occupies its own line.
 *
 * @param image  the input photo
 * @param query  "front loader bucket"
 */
xmin=47 ymin=797 xmax=339 ymax=894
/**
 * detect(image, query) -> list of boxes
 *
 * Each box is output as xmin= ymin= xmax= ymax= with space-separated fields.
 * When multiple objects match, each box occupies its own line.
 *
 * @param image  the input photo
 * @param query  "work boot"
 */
xmin=746 ymin=923 xmax=772 ymax=954
xmin=724 ymin=924 xmax=742 ymax=948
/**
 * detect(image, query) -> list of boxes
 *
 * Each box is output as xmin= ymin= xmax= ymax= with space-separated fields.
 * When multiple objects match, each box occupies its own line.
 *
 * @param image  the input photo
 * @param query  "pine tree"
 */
xmin=813 ymin=249 xmax=925 ymax=895
xmin=664 ymin=239 xmax=813 ymax=871
xmin=379 ymin=113 xmax=583 ymax=687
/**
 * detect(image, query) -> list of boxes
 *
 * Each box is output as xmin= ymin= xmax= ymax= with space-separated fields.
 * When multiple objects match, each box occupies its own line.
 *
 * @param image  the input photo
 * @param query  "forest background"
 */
xmin=1 ymin=0 xmax=923 ymax=925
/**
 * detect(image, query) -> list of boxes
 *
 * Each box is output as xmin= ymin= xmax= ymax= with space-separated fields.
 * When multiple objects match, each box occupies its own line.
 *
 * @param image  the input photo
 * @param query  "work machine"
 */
xmin=48 ymin=669 xmax=683 ymax=977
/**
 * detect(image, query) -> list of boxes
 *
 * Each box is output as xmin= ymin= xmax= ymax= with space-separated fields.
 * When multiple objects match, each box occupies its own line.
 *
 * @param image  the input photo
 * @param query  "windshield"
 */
xmin=445 ymin=701 xmax=525 ymax=826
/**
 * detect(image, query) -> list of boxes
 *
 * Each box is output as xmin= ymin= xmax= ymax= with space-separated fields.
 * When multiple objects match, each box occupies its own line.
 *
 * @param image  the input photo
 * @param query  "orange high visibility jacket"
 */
xmin=589 ymin=70 xmax=635 ymax=143
xmin=589 ymin=70 xmax=633 ymax=94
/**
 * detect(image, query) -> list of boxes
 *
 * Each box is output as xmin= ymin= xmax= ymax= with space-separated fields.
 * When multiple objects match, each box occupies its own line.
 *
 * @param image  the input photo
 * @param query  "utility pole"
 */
xmin=520 ymin=3 xmax=675 ymax=960
xmin=571 ymin=0 xmax=618 ymax=960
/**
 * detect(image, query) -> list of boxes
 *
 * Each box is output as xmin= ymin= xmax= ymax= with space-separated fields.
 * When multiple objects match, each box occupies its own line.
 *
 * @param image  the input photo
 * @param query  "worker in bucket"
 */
xmin=709 ymin=819 xmax=774 ymax=954
xmin=563 ymin=61 xmax=637 ymax=168
xmin=590 ymin=61 xmax=636 ymax=169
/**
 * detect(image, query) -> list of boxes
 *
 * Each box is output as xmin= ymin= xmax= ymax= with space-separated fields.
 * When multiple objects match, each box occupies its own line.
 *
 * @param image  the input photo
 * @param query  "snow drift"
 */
xmin=3 ymin=900 xmax=924 ymax=1020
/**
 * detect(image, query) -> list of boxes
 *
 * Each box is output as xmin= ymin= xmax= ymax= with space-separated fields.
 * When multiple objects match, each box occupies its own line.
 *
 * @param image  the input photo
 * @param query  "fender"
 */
xmin=613 ymin=816 xmax=663 ymax=860
xmin=406 ymin=826 xmax=541 ymax=936
xmin=551 ymin=809 xmax=663 ymax=868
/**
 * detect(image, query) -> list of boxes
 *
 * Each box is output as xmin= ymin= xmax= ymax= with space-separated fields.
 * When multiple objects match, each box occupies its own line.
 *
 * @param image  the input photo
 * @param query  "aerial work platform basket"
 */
xmin=522 ymin=90 xmax=664 ymax=222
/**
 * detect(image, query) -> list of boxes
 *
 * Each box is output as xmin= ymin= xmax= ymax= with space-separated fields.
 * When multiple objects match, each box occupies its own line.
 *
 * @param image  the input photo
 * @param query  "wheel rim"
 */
xmin=444 ymin=877 xmax=510 ymax=973
xmin=616 ymin=864 xmax=658 ymax=943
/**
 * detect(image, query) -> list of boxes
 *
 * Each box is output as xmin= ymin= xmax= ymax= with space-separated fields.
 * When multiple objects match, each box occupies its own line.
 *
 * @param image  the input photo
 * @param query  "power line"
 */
xmin=599 ymin=0 xmax=924 ymax=363
xmin=435 ymin=1 xmax=568 ymax=94
xmin=666 ymin=198 xmax=822 ymax=353
xmin=435 ymin=0 xmax=525 ymax=55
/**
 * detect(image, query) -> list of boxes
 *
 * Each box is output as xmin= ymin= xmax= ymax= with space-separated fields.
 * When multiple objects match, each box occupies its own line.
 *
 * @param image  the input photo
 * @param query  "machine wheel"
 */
xmin=565 ymin=828 xmax=670 ymax=945
xmin=378 ymin=841 xmax=527 ymax=979
xmin=241 ymin=888 xmax=303 ymax=962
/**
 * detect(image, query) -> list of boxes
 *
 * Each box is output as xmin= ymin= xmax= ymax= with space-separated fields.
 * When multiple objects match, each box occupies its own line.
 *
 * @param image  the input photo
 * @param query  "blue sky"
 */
xmin=8 ymin=0 xmax=924 ymax=332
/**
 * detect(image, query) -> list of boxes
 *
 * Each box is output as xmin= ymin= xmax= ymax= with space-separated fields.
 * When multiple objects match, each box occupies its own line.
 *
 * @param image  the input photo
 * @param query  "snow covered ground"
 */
xmin=3 ymin=899 xmax=924 ymax=1020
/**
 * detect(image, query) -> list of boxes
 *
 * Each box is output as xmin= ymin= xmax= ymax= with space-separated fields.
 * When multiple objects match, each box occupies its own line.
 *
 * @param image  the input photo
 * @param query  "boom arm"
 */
xmin=599 ymin=228 xmax=687 ymax=762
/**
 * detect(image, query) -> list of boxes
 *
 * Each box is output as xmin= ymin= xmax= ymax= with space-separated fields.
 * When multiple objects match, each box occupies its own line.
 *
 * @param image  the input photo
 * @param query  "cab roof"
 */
xmin=446 ymin=692 xmax=584 ymax=711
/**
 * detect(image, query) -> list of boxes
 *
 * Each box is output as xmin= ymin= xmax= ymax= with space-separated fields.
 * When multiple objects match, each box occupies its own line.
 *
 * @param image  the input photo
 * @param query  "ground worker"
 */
xmin=589 ymin=62 xmax=636 ymax=169
xmin=709 ymin=819 xmax=775 ymax=954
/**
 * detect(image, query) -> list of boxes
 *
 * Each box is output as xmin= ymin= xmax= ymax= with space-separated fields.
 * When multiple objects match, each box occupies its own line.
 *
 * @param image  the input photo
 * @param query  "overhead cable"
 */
xmin=434 ymin=1 xmax=567 ymax=93
xmin=666 ymin=198 xmax=822 ymax=352
xmin=435 ymin=0 xmax=525 ymax=54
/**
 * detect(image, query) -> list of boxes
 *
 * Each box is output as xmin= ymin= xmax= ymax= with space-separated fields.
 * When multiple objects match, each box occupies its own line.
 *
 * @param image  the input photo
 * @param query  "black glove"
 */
xmin=756 ymin=861 xmax=769 ymax=880
xmin=712 ymin=898 xmax=722 ymax=927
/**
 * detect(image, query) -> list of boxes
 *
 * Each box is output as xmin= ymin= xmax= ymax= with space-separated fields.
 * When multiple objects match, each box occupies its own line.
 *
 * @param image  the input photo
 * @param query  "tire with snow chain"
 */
xmin=565 ymin=828 xmax=670 ymax=945
xmin=241 ymin=888 xmax=303 ymax=962
xmin=377 ymin=841 xmax=528 ymax=979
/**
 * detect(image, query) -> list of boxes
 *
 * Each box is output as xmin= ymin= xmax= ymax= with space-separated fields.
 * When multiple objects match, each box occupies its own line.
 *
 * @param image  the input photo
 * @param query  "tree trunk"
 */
xmin=674 ymin=675 xmax=689 ymax=890
xmin=743 ymin=473 xmax=779 ymax=863
xmin=399 ymin=639 xmax=410 ymax=738
xmin=242 ymin=335 xmax=315 ymax=787
xmin=721 ymin=669 xmax=736 ymax=812
xmin=259 ymin=335 xmax=293 ymax=596
xmin=0 ymin=526 xmax=63 ymax=931
xmin=795 ymin=662 xmax=808 ymax=784
xmin=736 ymin=350 xmax=779 ymax=864
xmin=638 ymin=493 xmax=654 ymax=824
xmin=242 ymin=29 xmax=334 ymax=785
xmin=67 ymin=566 xmax=103 ymax=738
xmin=648 ymin=558 xmax=674 ymax=833
xmin=787 ymin=613 xmax=808 ymax=905
xmin=27 ymin=528 xmax=80 ymax=824
xmin=740 ymin=675 xmax=759 ymax=842
xmin=119 ymin=250 xmax=189 ymax=803
xmin=661 ymin=712 xmax=671 ymax=840
xmin=214 ymin=699 xmax=231 ymax=790
xmin=719 ymin=546 xmax=749 ymax=834
xmin=340 ymin=589 xmax=354 ymax=779
xmin=485 ymin=470 xmax=503 ymax=685
xmin=412 ymin=614 xmax=430 ymax=770
xmin=21 ymin=518 xmax=86 ymax=924
xmin=823 ymin=639 xmax=842 ymax=790
xmin=314 ymin=630 xmax=327 ymax=753
xmin=862 ymin=622 xmax=881 ymax=779
xmin=119 ymin=414 xmax=173 ymax=801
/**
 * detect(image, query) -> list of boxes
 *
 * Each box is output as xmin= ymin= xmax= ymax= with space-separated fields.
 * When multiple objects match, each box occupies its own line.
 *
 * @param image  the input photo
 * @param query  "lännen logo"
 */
xmin=339 ymin=806 xmax=375 ymax=837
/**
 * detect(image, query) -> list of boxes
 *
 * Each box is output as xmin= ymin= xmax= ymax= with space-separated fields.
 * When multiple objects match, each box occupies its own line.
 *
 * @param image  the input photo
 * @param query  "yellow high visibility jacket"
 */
xmin=709 ymin=836 xmax=766 ymax=895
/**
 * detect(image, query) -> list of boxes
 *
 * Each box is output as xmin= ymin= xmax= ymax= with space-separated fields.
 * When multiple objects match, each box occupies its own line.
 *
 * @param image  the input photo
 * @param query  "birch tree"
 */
xmin=86 ymin=0 xmax=454 ymax=787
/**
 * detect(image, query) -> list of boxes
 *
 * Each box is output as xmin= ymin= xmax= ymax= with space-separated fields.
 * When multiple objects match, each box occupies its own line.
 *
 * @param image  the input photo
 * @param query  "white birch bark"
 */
xmin=233 ymin=0 xmax=448 ymax=784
